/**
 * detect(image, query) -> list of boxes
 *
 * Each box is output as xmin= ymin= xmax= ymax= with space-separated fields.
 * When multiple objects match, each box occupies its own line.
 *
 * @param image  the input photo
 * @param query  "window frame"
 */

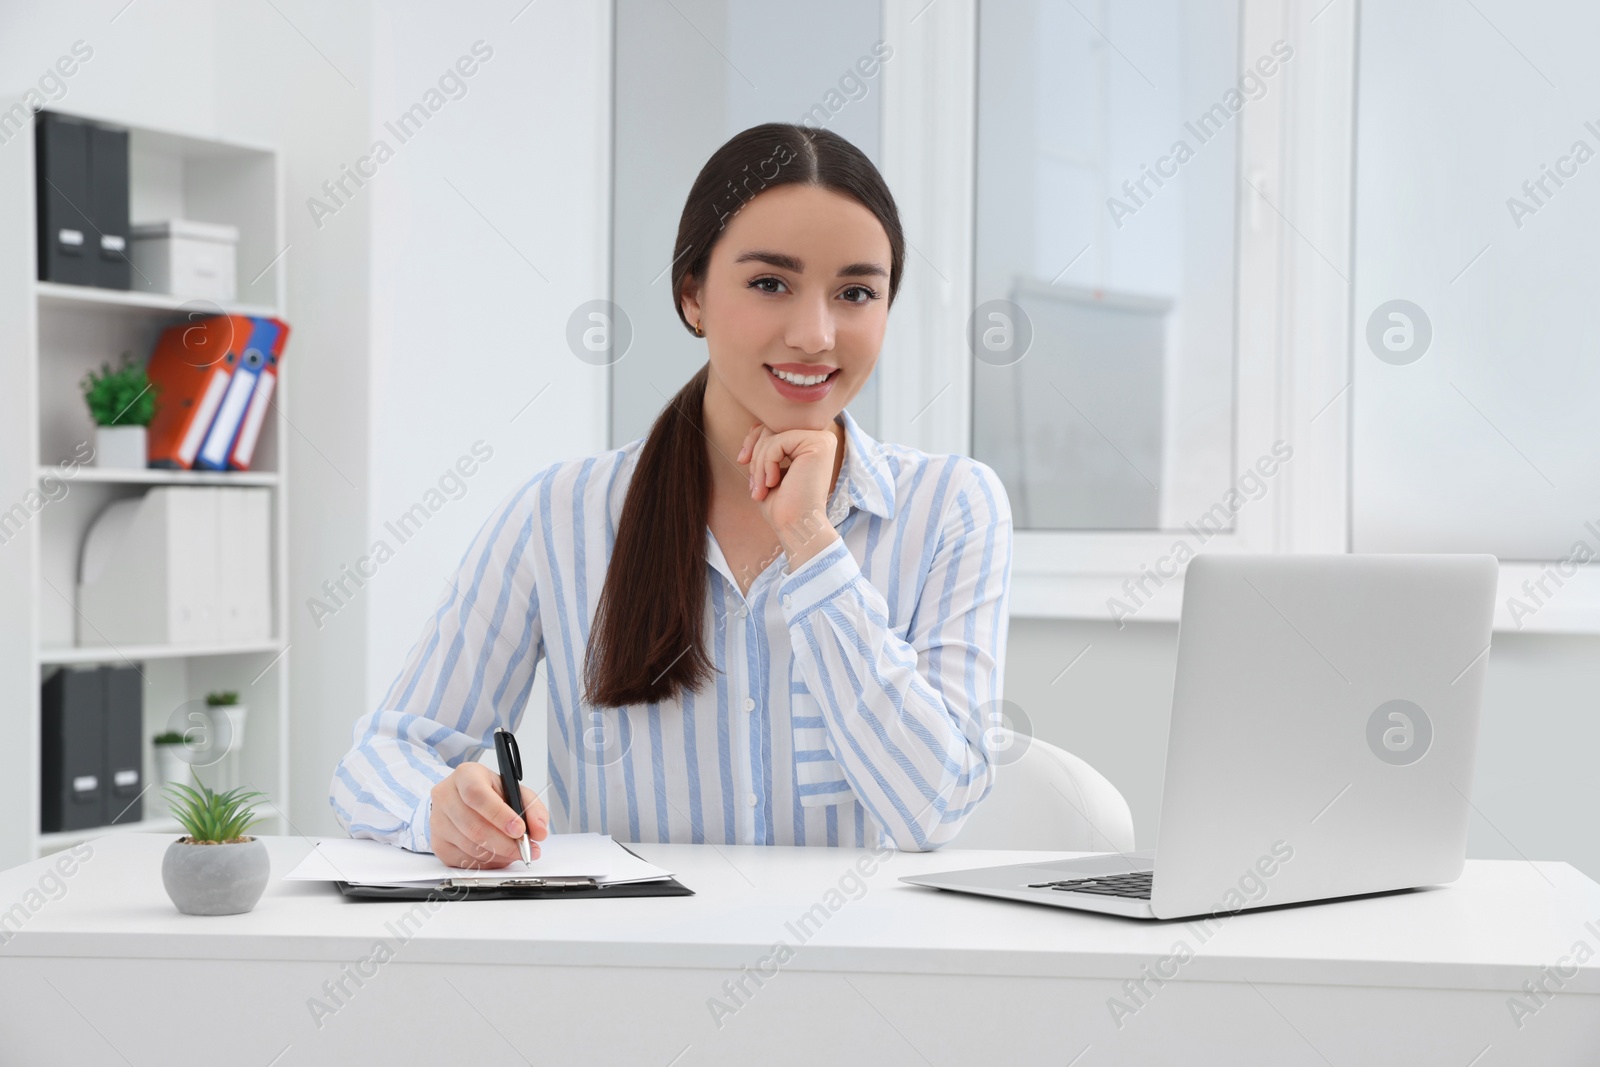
xmin=874 ymin=0 xmax=1356 ymax=622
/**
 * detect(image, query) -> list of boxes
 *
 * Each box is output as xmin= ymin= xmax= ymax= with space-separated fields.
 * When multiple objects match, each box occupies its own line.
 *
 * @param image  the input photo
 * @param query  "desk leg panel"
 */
xmin=0 ymin=957 xmax=1596 ymax=1066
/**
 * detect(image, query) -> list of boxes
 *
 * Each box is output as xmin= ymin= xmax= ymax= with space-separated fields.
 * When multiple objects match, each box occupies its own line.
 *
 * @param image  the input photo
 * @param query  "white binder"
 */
xmin=217 ymin=487 xmax=272 ymax=642
xmin=77 ymin=487 xmax=271 ymax=647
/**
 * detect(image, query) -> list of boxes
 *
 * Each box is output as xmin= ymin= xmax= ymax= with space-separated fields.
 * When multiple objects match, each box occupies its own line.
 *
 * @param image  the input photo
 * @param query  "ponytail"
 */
xmin=583 ymin=365 xmax=714 ymax=707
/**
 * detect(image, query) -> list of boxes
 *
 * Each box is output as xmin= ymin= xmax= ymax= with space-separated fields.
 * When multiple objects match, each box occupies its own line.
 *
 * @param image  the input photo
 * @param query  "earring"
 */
xmin=693 ymin=321 xmax=704 ymax=337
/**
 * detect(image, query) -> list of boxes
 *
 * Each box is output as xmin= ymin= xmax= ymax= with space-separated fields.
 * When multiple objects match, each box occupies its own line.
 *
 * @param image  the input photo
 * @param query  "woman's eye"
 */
xmin=748 ymin=277 xmax=878 ymax=302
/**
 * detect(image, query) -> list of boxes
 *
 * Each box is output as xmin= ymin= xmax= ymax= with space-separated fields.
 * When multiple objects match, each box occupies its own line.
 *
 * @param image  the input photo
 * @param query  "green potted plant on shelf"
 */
xmin=79 ymin=352 xmax=157 ymax=469
xmin=160 ymin=772 xmax=271 ymax=916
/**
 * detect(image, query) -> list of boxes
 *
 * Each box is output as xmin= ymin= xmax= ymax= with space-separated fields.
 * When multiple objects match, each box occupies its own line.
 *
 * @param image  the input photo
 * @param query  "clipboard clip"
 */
xmin=447 ymin=875 xmax=598 ymax=889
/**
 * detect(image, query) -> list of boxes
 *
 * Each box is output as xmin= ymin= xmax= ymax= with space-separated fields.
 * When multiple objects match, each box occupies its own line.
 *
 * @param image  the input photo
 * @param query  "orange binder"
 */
xmin=145 ymin=314 xmax=252 ymax=469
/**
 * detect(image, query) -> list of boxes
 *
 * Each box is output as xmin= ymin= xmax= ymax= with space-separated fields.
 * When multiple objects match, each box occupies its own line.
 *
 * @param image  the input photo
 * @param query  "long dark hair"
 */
xmin=582 ymin=122 xmax=906 ymax=708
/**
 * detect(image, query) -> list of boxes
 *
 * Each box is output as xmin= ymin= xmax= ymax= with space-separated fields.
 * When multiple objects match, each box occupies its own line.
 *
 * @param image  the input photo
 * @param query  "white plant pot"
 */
xmin=222 ymin=704 xmax=248 ymax=790
xmin=155 ymin=744 xmax=194 ymax=805
xmin=94 ymin=425 xmax=147 ymax=469
xmin=222 ymin=704 xmax=248 ymax=752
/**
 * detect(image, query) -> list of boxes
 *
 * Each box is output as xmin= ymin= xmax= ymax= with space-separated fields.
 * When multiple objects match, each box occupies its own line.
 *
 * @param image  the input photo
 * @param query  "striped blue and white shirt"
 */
xmin=329 ymin=408 xmax=1013 ymax=852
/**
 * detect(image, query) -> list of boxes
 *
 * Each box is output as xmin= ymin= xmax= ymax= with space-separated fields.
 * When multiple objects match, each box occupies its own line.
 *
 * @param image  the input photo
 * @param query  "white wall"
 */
xmin=209 ymin=0 xmax=378 ymax=843
xmin=359 ymin=2 xmax=611 ymax=813
xmin=0 ymin=0 xmax=220 ymax=133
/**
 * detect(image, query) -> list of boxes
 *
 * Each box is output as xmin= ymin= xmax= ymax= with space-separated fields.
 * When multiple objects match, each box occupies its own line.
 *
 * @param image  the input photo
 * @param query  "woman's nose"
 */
xmin=787 ymin=297 xmax=835 ymax=353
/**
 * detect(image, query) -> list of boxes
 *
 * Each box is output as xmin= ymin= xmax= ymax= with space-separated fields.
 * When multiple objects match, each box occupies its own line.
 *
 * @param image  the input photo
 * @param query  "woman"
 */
xmin=330 ymin=123 xmax=1012 ymax=868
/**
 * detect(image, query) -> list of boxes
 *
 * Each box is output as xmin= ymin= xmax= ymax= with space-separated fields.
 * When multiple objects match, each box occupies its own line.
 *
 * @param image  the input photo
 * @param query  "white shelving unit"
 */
xmin=0 ymin=108 xmax=291 ymax=867
xmin=36 ymin=466 xmax=280 ymax=487
xmin=36 ymin=279 xmax=278 ymax=318
xmin=39 ymin=640 xmax=287 ymax=666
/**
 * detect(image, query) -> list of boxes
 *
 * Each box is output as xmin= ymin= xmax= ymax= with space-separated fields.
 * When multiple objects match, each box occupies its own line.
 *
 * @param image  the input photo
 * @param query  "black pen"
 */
xmin=493 ymin=726 xmax=532 ymax=867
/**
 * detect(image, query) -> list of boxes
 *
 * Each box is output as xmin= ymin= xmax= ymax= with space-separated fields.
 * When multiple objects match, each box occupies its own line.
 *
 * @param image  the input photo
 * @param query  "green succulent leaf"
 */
xmin=162 ymin=773 xmax=268 ymax=842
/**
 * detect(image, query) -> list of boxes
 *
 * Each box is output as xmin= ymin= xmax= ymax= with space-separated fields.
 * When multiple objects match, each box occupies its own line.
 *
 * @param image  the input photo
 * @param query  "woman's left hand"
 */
xmin=737 ymin=422 xmax=841 ymax=568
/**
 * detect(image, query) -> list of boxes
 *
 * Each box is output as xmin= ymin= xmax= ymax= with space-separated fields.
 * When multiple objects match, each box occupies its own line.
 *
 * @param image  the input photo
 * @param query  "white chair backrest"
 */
xmin=949 ymin=730 xmax=1136 ymax=853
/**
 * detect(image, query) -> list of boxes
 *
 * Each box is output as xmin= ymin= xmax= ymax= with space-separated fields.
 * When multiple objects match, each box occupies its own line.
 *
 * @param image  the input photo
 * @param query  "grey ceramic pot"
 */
xmin=161 ymin=836 xmax=270 ymax=915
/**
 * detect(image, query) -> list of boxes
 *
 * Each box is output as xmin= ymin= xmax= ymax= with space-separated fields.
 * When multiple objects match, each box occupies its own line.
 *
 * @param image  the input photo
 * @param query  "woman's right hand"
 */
xmin=428 ymin=761 xmax=549 ymax=869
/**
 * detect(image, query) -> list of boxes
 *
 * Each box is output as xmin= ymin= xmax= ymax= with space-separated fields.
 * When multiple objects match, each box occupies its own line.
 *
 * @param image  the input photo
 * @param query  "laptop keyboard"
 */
xmin=1026 ymin=870 xmax=1154 ymax=899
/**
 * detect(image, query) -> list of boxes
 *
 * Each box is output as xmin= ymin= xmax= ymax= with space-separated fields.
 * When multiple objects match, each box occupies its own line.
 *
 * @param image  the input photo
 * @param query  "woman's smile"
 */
xmin=765 ymin=362 xmax=840 ymax=402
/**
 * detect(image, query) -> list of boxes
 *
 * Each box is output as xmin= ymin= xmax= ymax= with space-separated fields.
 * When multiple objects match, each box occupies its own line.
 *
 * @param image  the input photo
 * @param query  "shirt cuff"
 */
xmin=405 ymin=790 xmax=435 ymax=854
xmin=779 ymin=538 xmax=859 ymax=620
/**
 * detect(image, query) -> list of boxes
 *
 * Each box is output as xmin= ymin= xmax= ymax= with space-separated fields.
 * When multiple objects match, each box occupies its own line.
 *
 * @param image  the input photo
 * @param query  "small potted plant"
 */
xmin=152 ymin=730 xmax=193 ymax=800
xmin=160 ymin=772 xmax=271 ymax=916
xmin=206 ymin=690 xmax=247 ymax=790
xmin=79 ymin=352 xmax=157 ymax=469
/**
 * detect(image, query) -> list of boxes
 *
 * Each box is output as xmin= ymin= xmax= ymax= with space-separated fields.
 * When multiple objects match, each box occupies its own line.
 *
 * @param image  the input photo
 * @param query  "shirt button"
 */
xmin=782 ymin=595 xmax=793 ymax=610
xmin=746 ymin=793 xmax=758 ymax=807
xmin=742 ymin=697 xmax=755 ymax=712
xmin=737 ymin=604 xmax=748 ymax=618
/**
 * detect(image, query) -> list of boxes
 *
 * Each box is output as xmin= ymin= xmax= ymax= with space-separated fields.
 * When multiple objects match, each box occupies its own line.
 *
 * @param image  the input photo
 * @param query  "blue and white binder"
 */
xmin=195 ymin=317 xmax=282 ymax=471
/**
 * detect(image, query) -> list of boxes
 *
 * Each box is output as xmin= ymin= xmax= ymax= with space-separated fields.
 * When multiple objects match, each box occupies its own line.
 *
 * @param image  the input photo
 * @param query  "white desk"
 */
xmin=1 ymin=833 xmax=1597 ymax=1065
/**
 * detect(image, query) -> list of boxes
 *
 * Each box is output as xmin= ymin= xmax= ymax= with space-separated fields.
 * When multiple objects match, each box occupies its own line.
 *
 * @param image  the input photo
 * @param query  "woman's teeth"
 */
xmin=768 ymin=366 xmax=833 ymax=386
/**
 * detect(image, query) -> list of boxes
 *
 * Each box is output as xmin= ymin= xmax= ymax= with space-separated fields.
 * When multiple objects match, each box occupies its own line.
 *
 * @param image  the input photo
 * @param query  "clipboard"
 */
xmin=334 ymin=876 xmax=693 ymax=901
xmin=331 ymin=842 xmax=693 ymax=901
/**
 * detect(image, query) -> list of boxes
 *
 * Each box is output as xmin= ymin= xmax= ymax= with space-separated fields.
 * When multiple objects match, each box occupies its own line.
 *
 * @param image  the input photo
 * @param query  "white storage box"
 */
xmin=130 ymin=218 xmax=240 ymax=302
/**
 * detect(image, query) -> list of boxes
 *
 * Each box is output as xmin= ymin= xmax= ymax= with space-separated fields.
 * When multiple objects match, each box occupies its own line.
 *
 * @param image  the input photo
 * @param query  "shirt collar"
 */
xmin=825 ymin=408 xmax=896 ymax=526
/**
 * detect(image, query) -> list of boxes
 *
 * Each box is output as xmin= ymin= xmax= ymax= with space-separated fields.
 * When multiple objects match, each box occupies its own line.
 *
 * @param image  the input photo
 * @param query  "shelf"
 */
xmin=36 ymin=810 xmax=286 ymax=855
xmin=36 ymin=280 xmax=278 ymax=319
xmin=39 ymin=639 xmax=286 ymax=666
xmin=37 ymin=815 xmax=185 ymax=852
xmin=40 ymin=465 xmax=279 ymax=486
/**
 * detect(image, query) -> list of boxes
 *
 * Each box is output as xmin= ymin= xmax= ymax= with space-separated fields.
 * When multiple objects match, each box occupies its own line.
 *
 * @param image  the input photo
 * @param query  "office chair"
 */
xmin=949 ymin=730 xmax=1136 ymax=853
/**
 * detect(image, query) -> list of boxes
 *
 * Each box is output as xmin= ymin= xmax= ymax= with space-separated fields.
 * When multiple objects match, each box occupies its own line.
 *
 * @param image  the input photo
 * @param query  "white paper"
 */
xmin=284 ymin=833 xmax=673 ymax=887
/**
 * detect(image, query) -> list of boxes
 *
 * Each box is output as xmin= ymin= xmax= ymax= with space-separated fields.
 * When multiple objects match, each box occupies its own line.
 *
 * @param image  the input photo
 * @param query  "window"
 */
xmin=607 ymin=0 xmax=1358 ymax=620
xmin=871 ymin=0 xmax=1349 ymax=618
xmin=971 ymin=0 xmax=1245 ymax=533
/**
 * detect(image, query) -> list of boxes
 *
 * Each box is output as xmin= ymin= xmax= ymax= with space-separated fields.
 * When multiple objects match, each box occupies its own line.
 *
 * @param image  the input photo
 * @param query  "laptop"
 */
xmin=901 ymin=553 xmax=1500 ymax=921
